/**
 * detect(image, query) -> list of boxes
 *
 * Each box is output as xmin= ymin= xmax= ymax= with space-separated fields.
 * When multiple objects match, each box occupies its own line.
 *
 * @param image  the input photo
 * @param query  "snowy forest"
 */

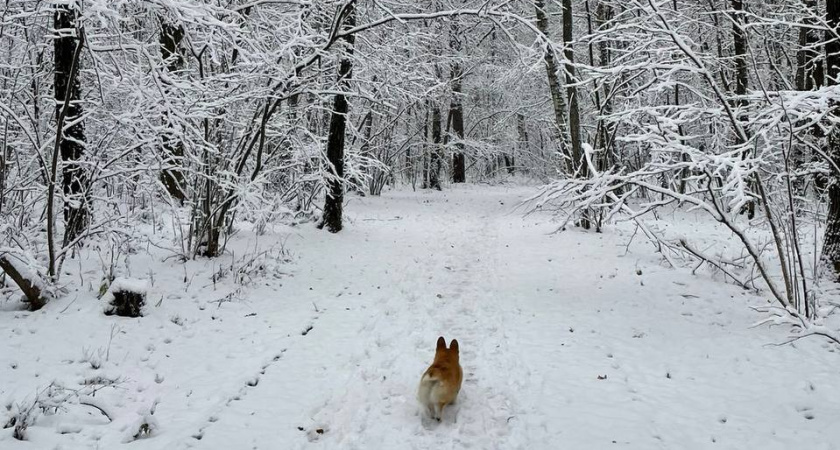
xmin=2 ymin=0 xmax=840 ymax=448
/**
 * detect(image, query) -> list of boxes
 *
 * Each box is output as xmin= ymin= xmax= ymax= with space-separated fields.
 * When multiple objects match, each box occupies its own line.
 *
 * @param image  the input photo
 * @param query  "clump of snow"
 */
xmin=122 ymin=413 xmax=158 ymax=443
xmin=101 ymin=277 xmax=148 ymax=317
xmin=305 ymin=424 xmax=329 ymax=442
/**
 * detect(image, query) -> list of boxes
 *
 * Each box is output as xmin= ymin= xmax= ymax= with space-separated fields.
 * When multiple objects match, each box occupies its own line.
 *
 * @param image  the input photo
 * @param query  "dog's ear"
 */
xmin=450 ymin=339 xmax=459 ymax=352
xmin=436 ymin=336 xmax=446 ymax=351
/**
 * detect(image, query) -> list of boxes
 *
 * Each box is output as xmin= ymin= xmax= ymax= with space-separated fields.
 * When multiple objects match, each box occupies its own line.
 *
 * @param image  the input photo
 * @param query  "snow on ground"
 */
xmin=1 ymin=184 xmax=839 ymax=449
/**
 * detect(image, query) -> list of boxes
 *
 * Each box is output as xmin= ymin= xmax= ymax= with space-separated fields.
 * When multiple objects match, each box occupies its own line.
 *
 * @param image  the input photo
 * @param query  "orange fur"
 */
xmin=417 ymin=336 xmax=463 ymax=421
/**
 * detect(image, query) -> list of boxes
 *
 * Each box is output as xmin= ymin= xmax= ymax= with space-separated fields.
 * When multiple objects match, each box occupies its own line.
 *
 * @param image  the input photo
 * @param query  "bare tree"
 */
xmin=54 ymin=3 xmax=90 ymax=246
xmin=821 ymin=0 xmax=840 ymax=277
xmin=450 ymin=63 xmax=466 ymax=183
xmin=319 ymin=2 xmax=357 ymax=233
xmin=158 ymin=15 xmax=187 ymax=203
xmin=562 ymin=0 xmax=583 ymax=180
xmin=730 ymin=0 xmax=755 ymax=219
xmin=449 ymin=20 xmax=466 ymax=184
xmin=534 ymin=0 xmax=570 ymax=166
xmin=796 ymin=0 xmax=823 ymax=92
xmin=425 ymin=102 xmax=443 ymax=190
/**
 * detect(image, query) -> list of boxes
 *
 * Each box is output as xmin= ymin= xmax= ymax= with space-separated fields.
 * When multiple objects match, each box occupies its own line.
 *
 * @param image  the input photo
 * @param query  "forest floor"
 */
xmin=2 ymin=184 xmax=839 ymax=450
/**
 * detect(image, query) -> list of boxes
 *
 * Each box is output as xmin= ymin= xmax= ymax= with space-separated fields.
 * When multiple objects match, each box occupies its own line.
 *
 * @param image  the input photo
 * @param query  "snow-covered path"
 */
xmin=3 ymin=185 xmax=839 ymax=449
xmin=183 ymin=187 xmax=535 ymax=449
xmin=178 ymin=186 xmax=839 ymax=449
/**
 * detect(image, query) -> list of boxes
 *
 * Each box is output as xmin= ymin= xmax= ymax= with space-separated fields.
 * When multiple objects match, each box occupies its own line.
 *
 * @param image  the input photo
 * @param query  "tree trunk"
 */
xmin=512 ymin=113 xmax=528 ymax=174
xmin=821 ymin=0 xmax=840 ymax=277
xmin=731 ymin=0 xmax=748 ymax=103
xmin=796 ymin=0 xmax=824 ymax=92
xmin=660 ymin=0 xmax=688 ymax=194
xmin=731 ymin=0 xmax=755 ymax=219
xmin=0 ymin=257 xmax=47 ymax=311
xmin=534 ymin=0 xmax=571 ymax=167
xmin=319 ymin=3 xmax=356 ymax=233
xmin=449 ymin=18 xmax=466 ymax=184
xmin=795 ymin=0 xmax=827 ymax=189
xmin=450 ymin=64 xmax=466 ymax=183
xmin=158 ymin=17 xmax=187 ymax=203
xmin=562 ymin=0 xmax=589 ymax=228
xmin=55 ymin=4 xmax=90 ymax=246
xmin=425 ymin=103 xmax=443 ymax=190
xmin=597 ymin=2 xmax=614 ymax=174
xmin=563 ymin=0 xmax=583 ymax=176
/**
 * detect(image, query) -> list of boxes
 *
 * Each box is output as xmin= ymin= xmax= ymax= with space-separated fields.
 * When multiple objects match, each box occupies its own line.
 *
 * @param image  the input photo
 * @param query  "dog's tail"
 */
xmin=421 ymin=367 xmax=442 ymax=384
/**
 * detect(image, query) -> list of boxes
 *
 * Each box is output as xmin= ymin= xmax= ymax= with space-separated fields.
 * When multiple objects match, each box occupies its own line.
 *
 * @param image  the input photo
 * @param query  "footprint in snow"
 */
xmin=796 ymin=405 xmax=815 ymax=420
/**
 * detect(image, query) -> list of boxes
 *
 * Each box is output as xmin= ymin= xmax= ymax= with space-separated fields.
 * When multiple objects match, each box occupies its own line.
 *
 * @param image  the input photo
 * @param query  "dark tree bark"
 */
xmin=450 ymin=64 xmax=466 ymax=183
xmin=319 ymin=3 xmax=356 ymax=233
xmin=731 ymin=0 xmax=748 ymax=103
xmin=512 ymin=112 xmax=528 ymax=174
xmin=731 ymin=0 xmax=755 ymax=219
xmin=0 ymin=257 xmax=47 ymax=310
xmin=796 ymin=0 xmax=824 ymax=92
xmin=585 ymin=1 xmax=614 ymax=176
xmin=449 ymin=18 xmax=466 ymax=184
xmin=158 ymin=17 xmax=187 ymax=203
xmin=562 ymin=0 xmax=583 ymax=176
xmin=562 ymin=0 xmax=589 ymax=228
xmin=821 ymin=0 xmax=840 ymax=276
xmin=425 ymin=104 xmax=443 ymax=190
xmin=794 ymin=0 xmax=827 ymax=189
xmin=534 ymin=0 xmax=571 ymax=165
xmin=705 ymin=0 xmax=731 ymax=95
xmin=665 ymin=0 xmax=688 ymax=194
xmin=596 ymin=2 xmax=614 ymax=173
xmin=54 ymin=4 xmax=90 ymax=246
xmin=584 ymin=0 xmax=614 ymax=228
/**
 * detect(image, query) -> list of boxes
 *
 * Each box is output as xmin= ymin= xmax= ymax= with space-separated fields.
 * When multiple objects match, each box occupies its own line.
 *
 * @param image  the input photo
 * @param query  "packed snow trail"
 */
xmin=182 ymin=187 xmax=537 ymax=449
xmin=177 ymin=186 xmax=838 ymax=450
xmin=2 ymin=185 xmax=838 ymax=449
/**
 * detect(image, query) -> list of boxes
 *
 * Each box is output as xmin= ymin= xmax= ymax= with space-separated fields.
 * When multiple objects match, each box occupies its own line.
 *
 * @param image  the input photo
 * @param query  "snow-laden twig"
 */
xmin=752 ymin=305 xmax=840 ymax=346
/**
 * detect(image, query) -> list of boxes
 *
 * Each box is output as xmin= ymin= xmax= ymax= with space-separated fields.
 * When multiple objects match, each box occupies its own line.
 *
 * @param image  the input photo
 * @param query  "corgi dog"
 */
xmin=417 ymin=337 xmax=463 ymax=421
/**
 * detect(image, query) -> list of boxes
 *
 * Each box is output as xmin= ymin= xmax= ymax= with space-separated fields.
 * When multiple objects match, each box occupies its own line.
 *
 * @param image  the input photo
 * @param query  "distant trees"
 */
xmin=1 ymin=1 xmax=565 ymax=270
xmin=1 ymin=0 xmax=840 ymax=331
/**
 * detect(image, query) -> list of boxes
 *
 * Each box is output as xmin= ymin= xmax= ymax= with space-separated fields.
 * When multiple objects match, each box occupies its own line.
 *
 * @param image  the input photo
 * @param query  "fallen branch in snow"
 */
xmin=78 ymin=396 xmax=115 ymax=422
xmin=0 ymin=253 xmax=48 ymax=310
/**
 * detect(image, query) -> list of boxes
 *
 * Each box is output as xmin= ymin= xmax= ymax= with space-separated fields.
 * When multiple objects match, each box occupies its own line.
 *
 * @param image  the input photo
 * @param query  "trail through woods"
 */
xmin=2 ymin=186 xmax=839 ymax=449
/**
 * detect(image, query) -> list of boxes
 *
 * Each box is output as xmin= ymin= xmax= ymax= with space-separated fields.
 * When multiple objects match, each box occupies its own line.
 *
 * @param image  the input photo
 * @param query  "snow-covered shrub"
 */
xmin=123 ymin=411 xmax=159 ymax=443
xmin=4 ymin=400 xmax=36 ymax=441
xmin=3 ymin=383 xmax=77 ymax=440
xmin=102 ymin=278 xmax=148 ymax=318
